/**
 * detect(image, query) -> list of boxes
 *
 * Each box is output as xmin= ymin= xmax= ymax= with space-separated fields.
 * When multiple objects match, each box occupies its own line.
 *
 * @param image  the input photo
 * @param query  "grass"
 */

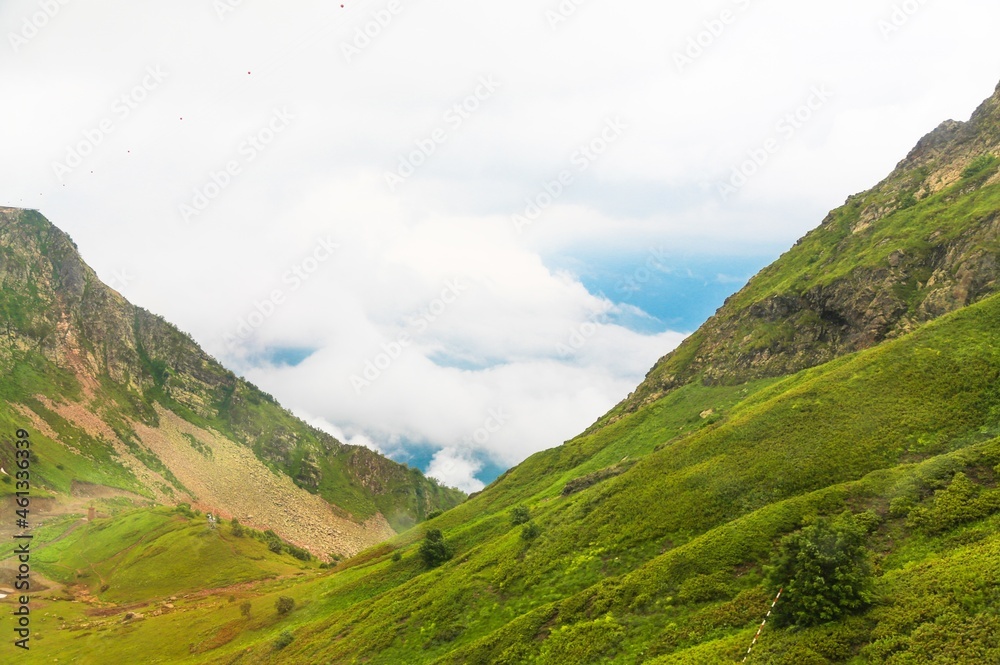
xmin=14 ymin=507 xmax=310 ymax=603
xmin=28 ymin=288 xmax=998 ymax=663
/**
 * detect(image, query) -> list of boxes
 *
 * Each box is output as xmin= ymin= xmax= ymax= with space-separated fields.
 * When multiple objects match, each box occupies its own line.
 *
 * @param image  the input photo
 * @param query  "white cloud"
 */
xmin=427 ymin=448 xmax=486 ymax=494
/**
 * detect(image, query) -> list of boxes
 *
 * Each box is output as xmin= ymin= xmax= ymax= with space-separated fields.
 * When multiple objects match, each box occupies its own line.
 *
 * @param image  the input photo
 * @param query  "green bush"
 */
xmin=676 ymin=571 xmax=733 ymax=604
xmin=240 ymin=601 xmax=252 ymax=618
xmin=275 ymin=596 xmax=295 ymax=615
xmin=765 ymin=512 xmax=874 ymax=627
xmin=392 ymin=551 xmax=403 ymax=562
xmin=230 ymin=518 xmax=244 ymax=537
xmin=510 ymin=505 xmax=531 ymax=526
xmin=174 ymin=503 xmax=195 ymax=519
xmin=907 ymin=472 xmax=1000 ymax=534
xmin=274 ymin=630 xmax=294 ymax=650
xmin=419 ymin=529 xmax=453 ymax=568
xmin=537 ymin=615 xmax=625 ymax=664
xmin=521 ymin=522 xmax=541 ymax=542
xmin=426 ymin=510 xmax=443 ymax=521
xmin=962 ymin=154 xmax=999 ymax=179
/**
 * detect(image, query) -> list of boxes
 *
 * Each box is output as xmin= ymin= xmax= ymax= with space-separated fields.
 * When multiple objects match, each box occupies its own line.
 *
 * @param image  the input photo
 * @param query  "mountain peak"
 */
xmin=612 ymin=80 xmax=1000 ymax=415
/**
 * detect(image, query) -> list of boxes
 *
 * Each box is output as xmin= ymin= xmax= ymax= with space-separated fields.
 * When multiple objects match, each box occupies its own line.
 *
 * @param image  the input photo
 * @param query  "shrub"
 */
xmin=521 ymin=522 xmax=541 ymax=542
xmin=392 ymin=551 xmax=403 ymax=562
xmin=907 ymin=472 xmax=1000 ymax=534
xmin=677 ymin=572 xmax=732 ymax=605
xmin=230 ymin=518 xmax=244 ymax=537
xmin=174 ymin=503 xmax=195 ymax=519
xmin=419 ymin=529 xmax=453 ymax=568
xmin=267 ymin=538 xmax=283 ymax=554
xmin=537 ymin=615 xmax=625 ymax=664
xmin=426 ymin=510 xmax=443 ymax=521
xmin=510 ymin=505 xmax=531 ymax=526
xmin=962 ymin=154 xmax=999 ymax=180
xmin=765 ymin=512 xmax=874 ymax=627
xmin=274 ymin=630 xmax=294 ymax=650
xmin=275 ymin=596 xmax=295 ymax=615
xmin=240 ymin=601 xmax=252 ymax=618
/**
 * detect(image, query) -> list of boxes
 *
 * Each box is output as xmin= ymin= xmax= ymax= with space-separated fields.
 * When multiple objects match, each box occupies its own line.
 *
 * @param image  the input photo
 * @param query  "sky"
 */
xmin=3 ymin=0 xmax=1000 ymax=492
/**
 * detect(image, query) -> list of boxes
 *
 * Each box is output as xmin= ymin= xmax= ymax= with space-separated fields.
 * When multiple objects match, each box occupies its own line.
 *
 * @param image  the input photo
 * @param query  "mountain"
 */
xmin=8 ymin=81 xmax=1000 ymax=664
xmin=0 ymin=208 xmax=464 ymax=557
xmin=614 ymin=80 xmax=1000 ymax=416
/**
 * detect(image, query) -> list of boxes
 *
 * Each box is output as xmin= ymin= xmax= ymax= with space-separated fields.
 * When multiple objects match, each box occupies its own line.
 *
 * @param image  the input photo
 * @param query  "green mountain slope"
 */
xmin=0 ymin=208 xmax=463 ymax=556
xmin=16 ymin=80 xmax=1000 ymax=664
xmin=227 ymin=290 xmax=1000 ymax=664
xmin=20 ymin=246 xmax=1000 ymax=664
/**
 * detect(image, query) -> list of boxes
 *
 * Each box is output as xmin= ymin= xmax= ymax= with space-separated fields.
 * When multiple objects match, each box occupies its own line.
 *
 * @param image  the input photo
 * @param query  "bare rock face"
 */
xmin=618 ymin=81 xmax=1000 ymax=414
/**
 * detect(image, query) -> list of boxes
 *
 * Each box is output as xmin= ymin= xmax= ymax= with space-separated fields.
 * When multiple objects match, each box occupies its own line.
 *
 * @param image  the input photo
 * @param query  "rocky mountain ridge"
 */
xmin=617 ymin=81 xmax=1000 ymax=414
xmin=0 ymin=207 xmax=463 ymax=555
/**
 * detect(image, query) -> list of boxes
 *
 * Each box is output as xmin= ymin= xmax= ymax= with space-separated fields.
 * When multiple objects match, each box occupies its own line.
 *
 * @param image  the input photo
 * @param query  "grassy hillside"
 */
xmin=20 ymin=280 xmax=1000 ymax=664
xmin=30 ymin=508 xmax=309 ymax=603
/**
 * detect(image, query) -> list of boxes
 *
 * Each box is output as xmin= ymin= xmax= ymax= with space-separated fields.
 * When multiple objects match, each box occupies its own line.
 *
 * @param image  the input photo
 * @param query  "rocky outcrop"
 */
xmin=617 ymin=81 xmax=1000 ymax=414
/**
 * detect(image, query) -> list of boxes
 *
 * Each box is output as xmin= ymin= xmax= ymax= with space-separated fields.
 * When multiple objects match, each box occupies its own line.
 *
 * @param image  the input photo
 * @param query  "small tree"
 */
xmin=510 ymin=505 xmax=531 ymax=526
xmin=765 ymin=512 xmax=874 ymax=627
xmin=240 ymin=601 xmax=252 ymax=618
xmin=275 ymin=596 xmax=295 ymax=615
xmin=231 ymin=518 xmax=244 ymax=537
xmin=419 ymin=529 xmax=453 ymax=568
